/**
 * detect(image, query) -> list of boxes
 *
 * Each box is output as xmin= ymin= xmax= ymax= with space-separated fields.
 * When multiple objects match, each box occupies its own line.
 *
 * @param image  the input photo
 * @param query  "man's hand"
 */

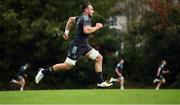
xmin=24 ymin=74 xmax=28 ymax=78
xmin=63 ymin=33 xmax=69 ymax=40
xmin=164 ymin=70 xmax=170 ymax=73
xmin=83 ymin=23 xmax=103 ymax=34
xmin=95 ymin=23 xmax=103 ymax=30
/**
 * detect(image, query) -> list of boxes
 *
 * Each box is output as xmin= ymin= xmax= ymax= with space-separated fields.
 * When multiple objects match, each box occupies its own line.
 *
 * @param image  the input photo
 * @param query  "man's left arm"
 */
xmin=83 ymin=23 xmax=103 ymax=34
xmin=163 ymin=70 xmax=170 ymax=74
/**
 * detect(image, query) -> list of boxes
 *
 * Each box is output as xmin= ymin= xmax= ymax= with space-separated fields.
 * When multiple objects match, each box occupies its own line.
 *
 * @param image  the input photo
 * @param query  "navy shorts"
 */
xmin=115 ymin=69 xmax=123 ymax=77
xmin=16 ymin=75 xmax=24 ymax=80
xmin=156 ymin=75 xmax=165 ymax=80
xmin=67 ymin=43 xmax=92 ymax=60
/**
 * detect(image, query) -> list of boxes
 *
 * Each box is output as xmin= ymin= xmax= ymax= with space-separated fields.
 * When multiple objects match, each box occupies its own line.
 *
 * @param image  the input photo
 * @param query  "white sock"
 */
xmin=112 ymin=78 xmax=118 ymax=82
xmin=121 ymin=85 xmax=124 ymax=90
xmin=20 ymin=86 xmax=24 ymax=91
xmin=12 ymin=79 xmax=17 ymax=83
xmin=156 ymin=83 xmax=161 ymax=90
xmin=156 ymin=85 xmax=160 ymax=90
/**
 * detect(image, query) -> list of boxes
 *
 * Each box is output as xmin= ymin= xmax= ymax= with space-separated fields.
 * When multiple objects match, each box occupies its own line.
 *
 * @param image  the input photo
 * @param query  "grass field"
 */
xmin=0 ymin=89 xmax=180 ymax=104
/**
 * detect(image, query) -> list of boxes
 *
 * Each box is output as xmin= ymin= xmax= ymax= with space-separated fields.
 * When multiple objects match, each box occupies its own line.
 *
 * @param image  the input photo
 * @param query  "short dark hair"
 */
xmin=81 ymin=2 xmax=91 ymax=12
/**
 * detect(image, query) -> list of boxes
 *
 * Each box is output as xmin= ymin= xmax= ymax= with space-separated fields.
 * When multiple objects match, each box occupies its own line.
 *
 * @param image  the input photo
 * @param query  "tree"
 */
xmin=123 ymin=0 xmax=180 ymax=87
xmin=0 ymin=0 xmax=119 ymax=90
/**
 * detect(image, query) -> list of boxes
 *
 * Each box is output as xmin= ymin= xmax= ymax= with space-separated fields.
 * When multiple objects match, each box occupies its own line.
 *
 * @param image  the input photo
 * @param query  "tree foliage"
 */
xmin=0 ymin=0 xmax=179 ymax=90
xmin=0 ymin=0 xmax=119 ymax=89
xmin=123 ymin=0 xmax=180 ymax=87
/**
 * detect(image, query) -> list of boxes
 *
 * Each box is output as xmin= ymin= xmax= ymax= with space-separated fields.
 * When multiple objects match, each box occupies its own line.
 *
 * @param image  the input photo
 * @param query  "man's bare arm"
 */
xmin=63 ymin=17 xmax=76 ymax=40
xmin=83 ymin=23 xmax=103 ymax=34
xmin=115 ymin=68 xmax=122 ymax=77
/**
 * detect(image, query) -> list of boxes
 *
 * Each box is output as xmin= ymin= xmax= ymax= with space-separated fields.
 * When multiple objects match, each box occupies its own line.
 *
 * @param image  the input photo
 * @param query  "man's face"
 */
xmin=86 ymin=5 xmax=94 ymax=17
xmin=162 ymin=60 xmax=166 ymax=65
xmin=120 ymin=59 xmax=124 ymax=64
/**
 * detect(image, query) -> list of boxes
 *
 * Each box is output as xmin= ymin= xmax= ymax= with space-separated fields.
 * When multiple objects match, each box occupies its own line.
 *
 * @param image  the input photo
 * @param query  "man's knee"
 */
xmin=20 ymin=79 xmax=25 ymax=85
xmin=64 ymin=57 xmax=76 ymax=70
xmin=88 ymin=49 xmax=100 ymax=60
xmin=160 ymin=79 xmax=166 ymax=84
xmin=162 ymin=79 xmax=166 ymax=83
xmin=64 ymin=63 xmax=73 ymax=70
xmin=120 ymin=76 xmax=124 ymax=80
xmin=96 ymin=54 xmax=103 ymax=62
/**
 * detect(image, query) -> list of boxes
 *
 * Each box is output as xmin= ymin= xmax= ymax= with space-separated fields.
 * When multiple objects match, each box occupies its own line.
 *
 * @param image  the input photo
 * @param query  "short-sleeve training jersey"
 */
xmin=72 ymin=14 xmax=92 ymax=46
xmin=17 ymin=65 xmax=28 ymax=77
xmin=158 ymin=64 xmax=165 ymax=76
xmin=116 ymin=63 xmax=124 ymax=72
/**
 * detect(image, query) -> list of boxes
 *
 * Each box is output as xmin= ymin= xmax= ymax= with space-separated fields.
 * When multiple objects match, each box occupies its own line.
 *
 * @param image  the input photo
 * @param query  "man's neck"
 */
xmin=83 ymin=12 xmax=88 ymax=16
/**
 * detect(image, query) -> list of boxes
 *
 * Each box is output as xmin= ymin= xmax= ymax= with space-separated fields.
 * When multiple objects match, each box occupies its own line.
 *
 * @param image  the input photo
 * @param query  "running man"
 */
xmin=10 ymin=63 xmax=30 ymax=91
xmin=35 ymin=3 xmax=112 ymax=87
xmin=109 ymin=59 xmax=125 ymax=90
xmin=153 ymin=60 xmax=169 ymax=90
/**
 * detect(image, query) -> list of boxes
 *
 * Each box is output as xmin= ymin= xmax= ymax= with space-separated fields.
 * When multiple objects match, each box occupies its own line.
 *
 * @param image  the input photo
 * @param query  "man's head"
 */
xmin=161 ymin=60 xmax=166 ymax=65
xmin=120 ymin=59 xmax=124 ymax=64
xmin=81 ymin=3 xmax=94 ymax=17
xmin=24 ymin=63 xmax=31 ymax=69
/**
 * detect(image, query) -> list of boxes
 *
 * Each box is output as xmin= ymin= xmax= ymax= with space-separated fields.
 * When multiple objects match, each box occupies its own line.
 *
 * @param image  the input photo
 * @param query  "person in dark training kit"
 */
xmin=35 ymin=3 xmax=113 ymax=88
xmin=10 ymin=63 xmax=30 ymax=91
xmin=153 ymin=60 xmax=169 ymax=90
xmin=109 ymin=59 xmax=125 ymax=90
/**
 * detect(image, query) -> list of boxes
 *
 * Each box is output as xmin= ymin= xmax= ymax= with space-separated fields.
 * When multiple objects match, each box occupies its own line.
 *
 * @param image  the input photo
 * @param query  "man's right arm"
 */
xmin=157 ymin=67 xmax=161 ymax=77
xmin=63 ymin=17 xmax=76 ymax=40
xmin=115 ymin=68 xmax=122 ymax=77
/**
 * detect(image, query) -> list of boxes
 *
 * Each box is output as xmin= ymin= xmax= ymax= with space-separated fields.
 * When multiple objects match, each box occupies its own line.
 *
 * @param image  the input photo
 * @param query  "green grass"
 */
xmin=0 ymin=89 xmax=180 ymax=104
